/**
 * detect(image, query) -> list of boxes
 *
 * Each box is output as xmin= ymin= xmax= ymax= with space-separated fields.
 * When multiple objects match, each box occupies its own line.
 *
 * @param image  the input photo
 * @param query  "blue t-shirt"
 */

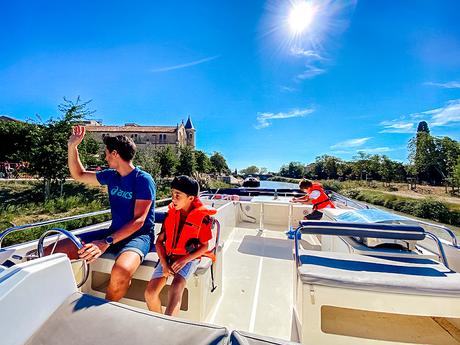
xmin=96 ymin=167 xmax=156 ymax=237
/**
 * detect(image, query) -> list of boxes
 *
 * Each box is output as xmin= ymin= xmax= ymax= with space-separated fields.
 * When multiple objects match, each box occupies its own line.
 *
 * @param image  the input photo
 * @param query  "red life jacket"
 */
xmin=164 ymin=198 xmax=217 ymax=261
xmin=307 ymin=183 xmax=335 ymax=210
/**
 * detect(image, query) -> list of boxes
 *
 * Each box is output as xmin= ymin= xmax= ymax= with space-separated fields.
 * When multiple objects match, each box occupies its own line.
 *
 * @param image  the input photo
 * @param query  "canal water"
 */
xmin=259 ymin=180 xmax=298 ymax=189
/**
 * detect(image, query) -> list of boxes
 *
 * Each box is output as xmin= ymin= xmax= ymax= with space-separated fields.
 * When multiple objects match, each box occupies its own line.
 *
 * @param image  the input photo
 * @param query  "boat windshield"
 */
xmin=335 ymin=208 xmax=408 ymax=223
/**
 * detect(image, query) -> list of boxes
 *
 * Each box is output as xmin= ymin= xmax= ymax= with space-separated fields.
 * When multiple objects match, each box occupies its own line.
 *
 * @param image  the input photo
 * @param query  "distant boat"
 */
xmin=242 ymin=175 xmax=260 ymax=187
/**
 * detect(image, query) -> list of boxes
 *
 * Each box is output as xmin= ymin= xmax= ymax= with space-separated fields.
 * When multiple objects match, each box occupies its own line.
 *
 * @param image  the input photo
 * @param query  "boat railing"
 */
xmin=328 ymin=190 xmax=370 ymax=210
xmin=294 ymin=221 xmax=451 ymax=269
xmin=0 ymin=197 xmax=172 ymax=249
xmin=399 ymin=218 xmax=458 ymax=248
xmin=0 ymin=209 xmax=112 ymax=249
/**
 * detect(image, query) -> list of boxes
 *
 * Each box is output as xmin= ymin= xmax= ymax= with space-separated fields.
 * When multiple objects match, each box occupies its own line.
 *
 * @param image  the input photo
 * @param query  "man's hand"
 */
xmin=78 ymin=240 xmax=109 ymax=263
xmin=161 ymin=262 xmax=174 ymax=277
xmin=171 ymin=256 xmax=190 ymax=273
xmin=68 ymin=125 xmax=86 ymax=148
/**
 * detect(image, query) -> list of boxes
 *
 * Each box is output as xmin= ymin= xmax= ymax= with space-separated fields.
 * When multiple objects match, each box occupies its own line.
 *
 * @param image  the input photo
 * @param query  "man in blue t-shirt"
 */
xmin=66 ymin=125 xmax=156 ymax=301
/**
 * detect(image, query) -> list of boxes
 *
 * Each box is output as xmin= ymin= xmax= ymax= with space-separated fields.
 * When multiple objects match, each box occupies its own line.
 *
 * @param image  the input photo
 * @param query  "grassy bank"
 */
xmin=342 ymin=189 xmax=460 ymax=227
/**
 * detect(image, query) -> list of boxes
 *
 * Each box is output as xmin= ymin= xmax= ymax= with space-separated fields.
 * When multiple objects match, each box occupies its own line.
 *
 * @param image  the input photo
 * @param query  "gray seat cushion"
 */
xmin=298 ymin=249 xmax=460 ymax=297
xmin=26 ymin=292 xmax=228 ymax=345
xmin=100 ymin=250 xmax=213 ymax=275
xmin=230 ymin=330 xmax=300 ymax=345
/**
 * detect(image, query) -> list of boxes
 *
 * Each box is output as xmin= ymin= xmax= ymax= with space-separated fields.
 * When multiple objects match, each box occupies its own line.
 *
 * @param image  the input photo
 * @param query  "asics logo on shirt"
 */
xmin=110 ymin=186 xmax=133 ymax=199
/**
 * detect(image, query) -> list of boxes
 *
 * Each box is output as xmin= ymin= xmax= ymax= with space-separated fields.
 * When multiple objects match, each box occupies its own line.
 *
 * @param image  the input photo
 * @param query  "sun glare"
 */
xmin=289 ymin=1 xmax=316 ymax=34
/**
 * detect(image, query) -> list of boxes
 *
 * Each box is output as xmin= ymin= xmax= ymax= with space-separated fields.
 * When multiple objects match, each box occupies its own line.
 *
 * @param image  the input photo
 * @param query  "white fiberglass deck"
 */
xmin=208 ymin=222 xmax=295 ymax=341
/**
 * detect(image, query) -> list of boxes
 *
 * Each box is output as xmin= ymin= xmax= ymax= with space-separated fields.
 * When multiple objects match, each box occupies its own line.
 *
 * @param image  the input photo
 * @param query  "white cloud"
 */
xmin=255 ymin=108 xmax=314 ymax=129
xmin=290 ymin=47 xmax=323 ymax=60
xmin=426 ymin=99 xmax=460 ymax=126
xmin=296 ymin=65 xmax=326 ymax=80
xmin=151 ymin=55 xmax=220 ymax=72
xmin=330 ymin=137 xmax=371 ymax=149
xmin=280 ymin=85 xmax=296 ymax=93
xmin=424 ymin=81 xmax=460 ymax=89
xmin=379 ymin=99 xmax=460 ymax=133
xmin=359 ymin=147 xmax=392 ymax=153
xmin=379 ymin=121 xmax=415 ymax=133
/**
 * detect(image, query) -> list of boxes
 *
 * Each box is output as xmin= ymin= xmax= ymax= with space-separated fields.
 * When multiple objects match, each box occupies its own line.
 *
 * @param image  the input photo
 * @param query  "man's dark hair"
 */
xmin=103 ymin=135 xmax=136 ymax=162
xmin=299 ymin=179 xmax=313 ymax=190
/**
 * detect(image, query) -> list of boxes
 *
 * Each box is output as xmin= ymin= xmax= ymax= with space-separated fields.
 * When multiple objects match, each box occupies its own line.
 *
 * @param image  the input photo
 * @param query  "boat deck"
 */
xmin=208 ymin=223 xmax=296 ymax=341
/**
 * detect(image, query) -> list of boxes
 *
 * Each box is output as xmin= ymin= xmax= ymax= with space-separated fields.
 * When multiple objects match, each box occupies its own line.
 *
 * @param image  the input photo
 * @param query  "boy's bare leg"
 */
xmin=145 ymin=277 xmax=168 ymax=313
xmin=106 ymin=251 xmax=141 ymax=301
xmin=165 ymin=275 xmax=187 ymax=316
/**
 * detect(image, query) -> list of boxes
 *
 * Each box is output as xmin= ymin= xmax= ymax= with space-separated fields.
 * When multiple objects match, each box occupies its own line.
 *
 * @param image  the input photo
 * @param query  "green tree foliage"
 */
xmin=177 ymin=146 xmax=196 ymax=176
xmin=78 ymin=133 xmax=104 ymax=167
xmin=210 ymin=152 xmax=230 ymax=175
xmin=436 ymin=136 xmax=460 ymax=179
xmin=195 ymin=150 xmax=211 ymax=174
xmin=454 ymin=158 xmax=460 ymax=185
xmin=157 ymin=146 xmax=178 ymax=177
xmin=409 ymin=124 xmax=460 ymax=184
xmin=279 ymin=161 xmax=305 ymax=178
xmin=29 ymin=97 xmax=93 ymax=199
xmin=417 ymin=121 xmax=430 ymax=134
xmin=240 ymin=165 xmax=259 ymax=175
xmin=134 ymin=146 xmax=160 ymax=178
xmin=0 ymin=120 xmax=40 ymax=163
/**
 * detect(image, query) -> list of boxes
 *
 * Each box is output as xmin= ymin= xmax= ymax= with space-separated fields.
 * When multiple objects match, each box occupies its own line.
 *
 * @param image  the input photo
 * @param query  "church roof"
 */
xmin=184 ymin=116 xmax=194 ymax=129
xmin=85 ymin=125 xmax=177 ymax=133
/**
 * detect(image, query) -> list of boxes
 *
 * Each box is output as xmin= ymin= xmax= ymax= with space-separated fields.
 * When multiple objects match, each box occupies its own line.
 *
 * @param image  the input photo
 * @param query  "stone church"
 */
xmin=84 ymin=116 xmax=196 ymax=150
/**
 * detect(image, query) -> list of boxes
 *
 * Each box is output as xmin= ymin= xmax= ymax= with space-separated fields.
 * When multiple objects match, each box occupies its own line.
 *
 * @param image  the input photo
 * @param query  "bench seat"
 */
xmin=100 ymin=249 xmax=213 ymax=275
xmin=298 ymin=249 xmax=460 ymax=297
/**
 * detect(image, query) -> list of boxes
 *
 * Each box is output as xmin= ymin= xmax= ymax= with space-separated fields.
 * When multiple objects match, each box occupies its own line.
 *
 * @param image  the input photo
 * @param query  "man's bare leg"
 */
xmin=106 ymin=251 xmax=141 ymax=301
xmin=165 ymin=274 xmax=187 ymax=316
xmin=145 ymin=277 xmax=167 ymax=313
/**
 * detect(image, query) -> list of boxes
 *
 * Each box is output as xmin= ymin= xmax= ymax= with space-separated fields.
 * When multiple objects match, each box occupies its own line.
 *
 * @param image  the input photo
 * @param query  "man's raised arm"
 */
xmin=68 ymin=125 xmax=99 ymax=186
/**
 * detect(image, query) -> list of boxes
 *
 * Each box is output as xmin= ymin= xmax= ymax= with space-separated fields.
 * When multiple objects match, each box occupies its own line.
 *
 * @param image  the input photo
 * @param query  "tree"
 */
xmin=259 ymin=167 xmax=268 ymax=174
xmin=79 ymin=133 xmax=104 ymax=167
xmin=29 ymin=97 xmax=93 ymax=199
xmin=134 ymin=146 xmax=160 ymax=178
xmin=408 ymin=131 xmax=442 ymax=184
xmin=210 ymin=152 xmax=230 ymax=175
xmin=352 ymin=152 xmax=372 ymax=180
xmin=157 ymin=146 xmax=178 ymax=177
xmin=279 ymin=162 xmax=305 ymax=178
xmin=240 ymin=165 xmax=259 ymax=175
xmin=0 ymin=120 xmax=39 ymax=162
xmin=454 ymin=158 xmax=460 ymax=184
xmin=177 ymin=146 xmax=196 ymax=176
xmin=436 ymin=136 xmax=460 ymax=179
xmin=417 ymin=121 xmax=430 ymax=134
xmin=195 ymin=150 xmax=211 ymax=174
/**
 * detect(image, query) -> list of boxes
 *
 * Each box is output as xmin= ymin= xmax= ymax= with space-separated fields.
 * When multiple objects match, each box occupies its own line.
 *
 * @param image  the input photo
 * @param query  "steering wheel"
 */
xmin=37 ymin=228 xmax=89 ymax=288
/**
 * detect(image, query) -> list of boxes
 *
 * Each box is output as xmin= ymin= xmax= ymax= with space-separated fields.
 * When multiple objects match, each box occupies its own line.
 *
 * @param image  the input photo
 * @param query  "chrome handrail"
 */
xmin=0 ymin=197 xmax=172 ymax=249
xmin=425 ymin=232 xmax=450 ymax=270
xmin=328 ymin=190 xmax=369 ymax=210
xmin=400 ymin=219 xmax=458 ymax=248
xmin=0 ymin=209 xmax=111 ymax=249
xmin=37 ymin=227 xmax=89 ymax=288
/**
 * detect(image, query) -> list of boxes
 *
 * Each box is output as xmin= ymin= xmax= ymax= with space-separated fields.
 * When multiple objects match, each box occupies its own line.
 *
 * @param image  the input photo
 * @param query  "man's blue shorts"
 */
xmin=78 ymin=229 xmax=152 ymax=262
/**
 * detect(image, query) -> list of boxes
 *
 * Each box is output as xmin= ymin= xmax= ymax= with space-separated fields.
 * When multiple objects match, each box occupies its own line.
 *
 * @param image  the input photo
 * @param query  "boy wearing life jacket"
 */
xmin=291 ymin=179 xmax=335 ymax=220
xmin=145 ymin=175 xmax=216 ymax=316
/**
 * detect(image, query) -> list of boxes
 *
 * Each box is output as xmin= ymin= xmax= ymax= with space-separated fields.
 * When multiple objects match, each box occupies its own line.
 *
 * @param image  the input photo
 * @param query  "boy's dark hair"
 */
xmin=299 ymin=179 xmax=313 ymax=190
xmin=103 ymin=135 xmax=136 ymax=162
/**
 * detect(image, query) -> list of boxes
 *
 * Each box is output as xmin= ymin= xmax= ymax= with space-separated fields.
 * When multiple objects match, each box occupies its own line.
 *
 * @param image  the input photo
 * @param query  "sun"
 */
xmin=288 ymin=1 xmax=316 ymax=34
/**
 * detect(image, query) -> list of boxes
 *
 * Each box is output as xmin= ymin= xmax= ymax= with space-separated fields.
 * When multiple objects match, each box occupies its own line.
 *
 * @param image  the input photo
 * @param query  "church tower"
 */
xmin=184 ymin=115 xmax=196 ymax=149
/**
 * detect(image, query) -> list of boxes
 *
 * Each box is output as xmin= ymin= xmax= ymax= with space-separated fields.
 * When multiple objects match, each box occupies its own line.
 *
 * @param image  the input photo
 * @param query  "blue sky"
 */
xmin=1 ymin=0 xmax=460 ymax=172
